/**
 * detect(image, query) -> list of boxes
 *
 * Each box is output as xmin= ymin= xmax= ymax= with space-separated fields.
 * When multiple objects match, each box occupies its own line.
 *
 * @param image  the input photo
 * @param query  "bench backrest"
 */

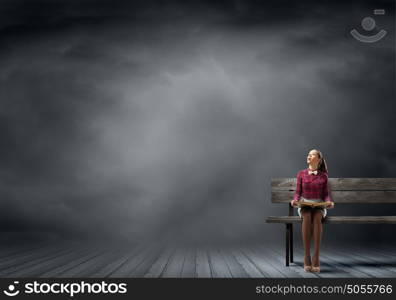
xmin=271 ymin=178 xmax=396 ymax=203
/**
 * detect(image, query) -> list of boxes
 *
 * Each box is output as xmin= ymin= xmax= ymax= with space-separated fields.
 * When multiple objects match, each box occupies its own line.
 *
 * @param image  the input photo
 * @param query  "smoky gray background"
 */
xmin=0 ymin=0 xmax=395 ymax=246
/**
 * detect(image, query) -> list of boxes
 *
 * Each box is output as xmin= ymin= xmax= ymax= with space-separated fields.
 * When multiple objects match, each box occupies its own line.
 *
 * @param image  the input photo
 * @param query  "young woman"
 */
xmin=290 ymin=149 xmax=334 ymax=273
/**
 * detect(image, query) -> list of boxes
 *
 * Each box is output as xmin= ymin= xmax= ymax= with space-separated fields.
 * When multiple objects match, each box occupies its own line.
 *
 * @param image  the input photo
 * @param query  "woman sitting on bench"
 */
xmin=290 ymin=149 xmax=334 ymax=273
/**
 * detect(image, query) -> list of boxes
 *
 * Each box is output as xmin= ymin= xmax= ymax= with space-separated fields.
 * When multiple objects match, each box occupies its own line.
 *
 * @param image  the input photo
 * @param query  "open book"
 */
xmin=296 ymin=201 xmax=328 ymax=208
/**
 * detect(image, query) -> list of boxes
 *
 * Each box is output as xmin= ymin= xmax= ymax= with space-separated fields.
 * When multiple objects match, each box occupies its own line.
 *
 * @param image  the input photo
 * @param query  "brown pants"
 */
xmin=301 ymin=207 xmax=324 ymax=266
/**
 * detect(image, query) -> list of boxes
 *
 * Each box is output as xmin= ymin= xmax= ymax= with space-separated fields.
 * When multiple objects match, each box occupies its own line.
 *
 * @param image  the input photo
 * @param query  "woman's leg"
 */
xmin=312 ymin=209 xmax=323 ymax=267
xmin=301 ymin=208 xmax=312 ymax=266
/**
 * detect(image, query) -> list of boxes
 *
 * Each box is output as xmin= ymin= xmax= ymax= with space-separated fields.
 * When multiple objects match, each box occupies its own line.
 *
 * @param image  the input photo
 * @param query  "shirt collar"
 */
xmin=307 ymin=169 xmax=318 ymax=175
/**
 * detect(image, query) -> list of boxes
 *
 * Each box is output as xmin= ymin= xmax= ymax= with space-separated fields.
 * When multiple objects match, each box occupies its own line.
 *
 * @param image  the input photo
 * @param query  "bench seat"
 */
xmin=266 ymin=216 xmax=396 ymax=224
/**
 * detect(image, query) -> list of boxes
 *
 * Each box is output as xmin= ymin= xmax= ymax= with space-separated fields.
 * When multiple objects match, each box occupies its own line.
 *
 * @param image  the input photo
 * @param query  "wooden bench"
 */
xmin=266 ymin=178 xmax=396 ymax=266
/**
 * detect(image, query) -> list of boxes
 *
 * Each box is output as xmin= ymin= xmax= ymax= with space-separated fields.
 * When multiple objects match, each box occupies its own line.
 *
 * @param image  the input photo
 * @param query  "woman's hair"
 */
xmin=311 ymin=149 xmax=328 ymax=173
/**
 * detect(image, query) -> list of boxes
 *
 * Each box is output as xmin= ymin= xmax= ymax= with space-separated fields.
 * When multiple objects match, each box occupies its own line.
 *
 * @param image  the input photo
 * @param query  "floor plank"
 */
xmin=161 ymin=247 xmax=187 ymax=277
xmin=144 ymin=247 xmax=175 ymax=278
xmin=40 ymin=248 xmax=104 ymax=277
xmin=130 ymin=245 xmax=165 ymax=277
xmin=229 ymin=249 xmax=264 ymax=277
xmin=0 ymin=246 xmax=71 ymax=277
xmin=0 ymin=244 xmax=46 ymax=262
xmin=319 ymin=246 xmax=371 ymax=278
xmin=196 ymin=248 xmax=211 ymax=278
xmin=252 ymin=245 xmax=303 ymax=278
xmin=110 ymin=245 xmax=158 ymax=277
xmin=55 ymin=249 xmax=110 ymax=277
xmin=7 ymin=249 xmax=79 ymax=277
xmin=181 ymin=247 xmax=196 ymax=278
xmin=0 ymin=245 xmax=64 ymax=272
xmin=219 ymin=248 xmax=249 ymax=278
xmin=242 ymin=247 xmax=285 ymax=278
xmin=327 ymin=245 xmax=396 ymax=278
xmin=96 ymin=245 xmax=145 ymax=278
xmin=208 ymin=248 xmax=232 ymax=278
xmin=338 ymin=245 xmax=396 ymax=277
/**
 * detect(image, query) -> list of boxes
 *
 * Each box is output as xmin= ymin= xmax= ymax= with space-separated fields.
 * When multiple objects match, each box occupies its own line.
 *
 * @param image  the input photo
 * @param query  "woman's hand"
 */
xmin=326 ymin=202 xmax=334 ymax=209
xmin=290 ymin=199 xmax=298 ymax=207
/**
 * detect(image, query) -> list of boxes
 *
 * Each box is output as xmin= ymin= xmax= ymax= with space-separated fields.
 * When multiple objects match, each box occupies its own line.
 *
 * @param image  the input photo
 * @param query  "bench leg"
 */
xmin=285 ymin=224 xmax=290 ymax=266
xmin=290 ymin=224 xmax=294 ymax=263
xmin=288 ymin=203 xmax=294 ymax=264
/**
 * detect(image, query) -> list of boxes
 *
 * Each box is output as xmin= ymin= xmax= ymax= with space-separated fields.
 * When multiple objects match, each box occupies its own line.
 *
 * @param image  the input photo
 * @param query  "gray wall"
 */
xmin=0 ymin=0 xmax=395 ymax=246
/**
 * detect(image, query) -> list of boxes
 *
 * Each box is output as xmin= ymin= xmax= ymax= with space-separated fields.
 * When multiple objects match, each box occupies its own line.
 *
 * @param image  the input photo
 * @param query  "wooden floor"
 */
xmin=1 ymin=242 xmax=396 ymax=278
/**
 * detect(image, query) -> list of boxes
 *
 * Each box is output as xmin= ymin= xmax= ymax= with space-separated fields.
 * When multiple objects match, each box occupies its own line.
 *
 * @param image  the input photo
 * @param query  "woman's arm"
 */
xmin=323 ymin=174 xmax=332 ymax=202
xmin=323 ymin=173 xmax=334 ymax=208
xmin=293 ymin=171 xmax=302 ymax=202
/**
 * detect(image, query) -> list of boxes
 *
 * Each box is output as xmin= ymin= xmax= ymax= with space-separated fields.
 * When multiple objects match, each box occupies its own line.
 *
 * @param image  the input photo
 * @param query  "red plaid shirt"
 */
xmin=293 ymin=169 xmax=332 ymax=202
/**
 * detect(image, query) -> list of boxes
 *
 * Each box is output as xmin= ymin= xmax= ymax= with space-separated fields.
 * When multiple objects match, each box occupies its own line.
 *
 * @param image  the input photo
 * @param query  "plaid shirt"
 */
xmin=293 ymin=169 xmax=332 ymax=202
